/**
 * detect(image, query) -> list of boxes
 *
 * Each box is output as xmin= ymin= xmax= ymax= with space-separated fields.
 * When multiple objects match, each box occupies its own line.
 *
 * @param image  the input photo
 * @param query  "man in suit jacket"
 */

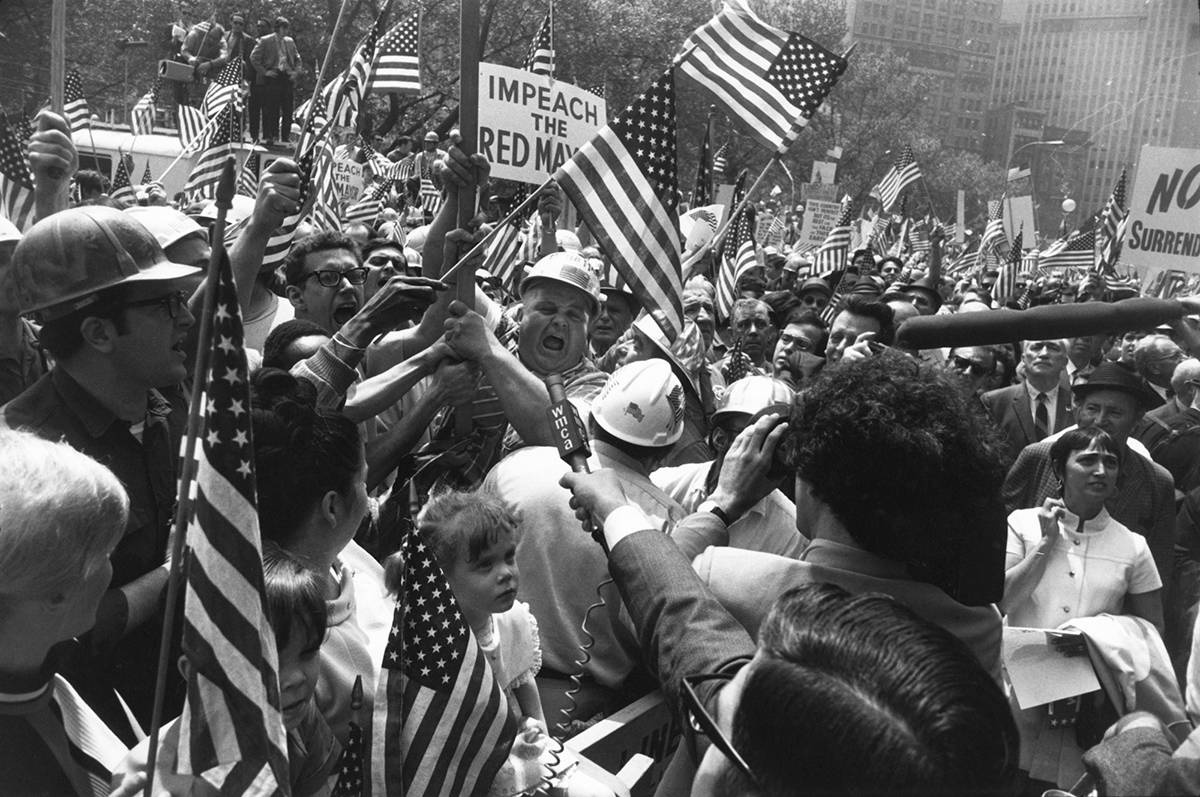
xmin=981 ymin=339 xmax=1073 ymax=458
xmin=250 ymin=16 xmax=301 ymax=145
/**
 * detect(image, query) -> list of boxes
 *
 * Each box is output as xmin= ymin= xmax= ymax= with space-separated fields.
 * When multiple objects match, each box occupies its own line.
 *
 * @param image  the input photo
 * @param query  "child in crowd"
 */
xmin=113 ymin=546 xmax=343 ymax=796
xmin=385 ymin=489 xmax=547 ymax=794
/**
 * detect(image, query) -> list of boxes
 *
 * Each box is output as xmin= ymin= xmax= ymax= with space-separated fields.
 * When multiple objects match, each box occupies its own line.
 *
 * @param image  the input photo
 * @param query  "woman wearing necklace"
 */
xmin=1002 ymin=426 xmax=1163 ymax=632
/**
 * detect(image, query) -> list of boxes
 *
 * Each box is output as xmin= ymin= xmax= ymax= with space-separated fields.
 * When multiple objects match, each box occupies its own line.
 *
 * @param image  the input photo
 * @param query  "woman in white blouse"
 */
xmin=1002 ymin=426 xmax=1163 ymax=632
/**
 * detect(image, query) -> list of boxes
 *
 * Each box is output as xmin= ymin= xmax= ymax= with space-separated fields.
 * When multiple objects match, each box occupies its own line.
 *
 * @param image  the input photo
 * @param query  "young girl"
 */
xmin=385 ymin=489 xmax=546 ymax=793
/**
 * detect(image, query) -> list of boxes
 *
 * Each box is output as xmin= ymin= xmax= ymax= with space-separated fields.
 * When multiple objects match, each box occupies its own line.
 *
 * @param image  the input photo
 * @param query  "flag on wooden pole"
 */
xmin=132 ymin=79 xmax=161 ymax=136
xmin=0 ymin=114 xmax=35 ymax=231
xmin=368 ymin=12 xmax=421 ymax=96
xmin=872 ymin=144 xmax=920 ymax=212
xmin=64 ymin=70 xmax=91 ymax=132
xmin=523 ymin=10 xmax=554 ymax=77
xmin=715 ymin=202 xmax=757 ymax=322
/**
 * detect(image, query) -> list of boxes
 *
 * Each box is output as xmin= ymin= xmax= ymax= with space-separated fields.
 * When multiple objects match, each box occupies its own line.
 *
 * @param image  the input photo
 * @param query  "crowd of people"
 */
xmin=6 ymin=105 xmax=1200 ymax=797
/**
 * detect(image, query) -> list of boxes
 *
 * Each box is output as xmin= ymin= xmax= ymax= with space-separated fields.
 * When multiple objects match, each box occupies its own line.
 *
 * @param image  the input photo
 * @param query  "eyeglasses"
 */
xmin=124 ymin=290 xmax=189 ymax=319
xmin=778 ymin=332 xmax=815 ymax=352
xmin=302 ymin=266 xmax=369 ymax=288
xmin=681 ymin=672 xmax=759 ymax=787
xmin=365 ymin=253 xmax=406 ymax=269
xmin=951 ymin=354 xmax=991 ymax=377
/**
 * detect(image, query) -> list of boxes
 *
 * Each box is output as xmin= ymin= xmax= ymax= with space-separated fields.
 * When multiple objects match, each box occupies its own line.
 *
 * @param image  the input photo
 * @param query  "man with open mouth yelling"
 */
xmin=283 ymin=230 xmax=367 ymax=335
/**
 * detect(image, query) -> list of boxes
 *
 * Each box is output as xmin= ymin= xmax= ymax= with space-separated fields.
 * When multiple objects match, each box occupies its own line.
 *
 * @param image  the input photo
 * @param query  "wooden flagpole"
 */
xmin=453 ymin=0 xmax=481 ymax=439
xmin=50 ymin=0 xmax=65 ymax=113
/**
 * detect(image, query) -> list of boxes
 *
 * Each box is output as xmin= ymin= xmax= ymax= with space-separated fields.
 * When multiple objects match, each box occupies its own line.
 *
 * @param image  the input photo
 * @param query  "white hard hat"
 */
xmin=591 ymin=359 xmax=685 ymax=447
xmin=519 ymin=251 xmax=601 ymax=313
xmin=712 ymin=375 xmax=794 ymax=425
xmin=555 ymin=229 xmax=581 ymax=252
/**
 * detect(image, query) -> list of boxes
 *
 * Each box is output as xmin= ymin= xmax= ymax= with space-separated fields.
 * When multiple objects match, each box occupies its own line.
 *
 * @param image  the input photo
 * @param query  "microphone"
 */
xmin=545 ymin=374 xmax=605 ymax=549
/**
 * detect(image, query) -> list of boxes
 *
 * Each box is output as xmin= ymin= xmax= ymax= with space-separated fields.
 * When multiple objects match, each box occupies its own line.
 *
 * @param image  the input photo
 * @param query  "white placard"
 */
xmin=799 ymin=198 xmax=842 ymax=248
xmin=477 ymin=63 xmax=607 ymax=184
xmin=1125 ymin=145 xmax=1200 ymax=274
xmin=331 ymin=158 xmax=363 ymax=204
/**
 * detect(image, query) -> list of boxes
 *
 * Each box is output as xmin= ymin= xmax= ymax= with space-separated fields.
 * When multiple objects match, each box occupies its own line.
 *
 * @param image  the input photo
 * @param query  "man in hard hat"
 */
xmin=482 ymin=359 xmax=686 ymax=721
xmin=0 ymin=205 xmax=202 ymax=741
xmin=437 ymin=249 xmax=611 ymax=486
xmin=652 ymin=374 xmax=805 ymax=558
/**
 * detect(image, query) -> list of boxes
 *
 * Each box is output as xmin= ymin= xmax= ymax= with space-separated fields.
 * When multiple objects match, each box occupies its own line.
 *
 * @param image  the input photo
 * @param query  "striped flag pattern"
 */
xmin=1097 ymin=169 xmax=1127 ymax=272
xmin=260 ymin=102 xmax=327 ymax=272
xmin=715 ymin=203 xmax=757 ymax=321
xmin=178 ymin=104 xmax=208 ymax=153
xmin=675 ymin=0 xmax=846 ymax=150
xmin=343 ymin=178 xmax=391 ymax=225
xmin=0 ymin=113 xmax=36 ymax=231
xmin=419 ymin=177 xmax=442 ymax=216
xmin=1040 ymin=228 xmax=1097 ymax=271
xmin=716 ymin=168 xmax=748 ymax=265
xmin=994 ymin=230 xmax=1023 ymax=305
xmin=482 ymin=218 xmax=525 ymax=291
xmin=372 ymin=532 xmax=516 ymax=797
xmin=131 ymin=78 xmax=160 ymax=136
xmin=183 ymin=103 xmax=241 ymax=199
xmin=873 ymin=144 xmax=920 ymax=212
xmin=238 ymin=151 xmax=261 ymax=197
xmin=555 ymin=69 xmax=684 ymax=340
xmin=110 ymin=153 xmax=137 ymax=205
xmin=979 ymin=196 xmax=1006 ymax=256
xmin=711 ymin=142 xmax=728 ymax=178
xmin=811 ymin=200 xmax=853 ymax=274
xmin=201 ymin=60 xmax=245 ymax=121
xmin=523 ymin=10 xmax=554 ymax=77
xmin=692 ymin=126 xmax=712 ymax=207
xmin=368 ymin=12 xmax=421 ymax=95
xmin=140 ymin=160 xmax=154 ymax=185
xmin=64 ymin=70 xmax=90 ymax=132
xmin=174 ymin=242 xmax=290 ymax=794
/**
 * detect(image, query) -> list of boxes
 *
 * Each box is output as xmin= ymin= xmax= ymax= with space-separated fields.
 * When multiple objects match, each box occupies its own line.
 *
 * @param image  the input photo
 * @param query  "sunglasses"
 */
xmin=124 ymin=290 xmax=190 ymax=319
xmin=951 ymin=354 xmax=991 ymax=377
xmin=301 ymin=266 xmax=369 ymax=288
xmin=681 ymin=671 xmax=759 ymax=787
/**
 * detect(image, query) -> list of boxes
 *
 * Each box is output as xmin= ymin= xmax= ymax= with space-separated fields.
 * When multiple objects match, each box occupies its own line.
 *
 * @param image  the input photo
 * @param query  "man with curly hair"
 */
xmin=691 ymin=352 xmax=1010 ymax=683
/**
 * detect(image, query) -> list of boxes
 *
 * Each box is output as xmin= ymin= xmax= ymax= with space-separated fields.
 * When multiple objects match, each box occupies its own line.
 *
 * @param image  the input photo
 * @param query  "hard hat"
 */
xmin=797 ymin=276 xmax=832 ymax=298
xmin=519 ymin=251 xmax=601 ymax=314
xmin=555 ymin=229 xmax=581 ymax=252
xmin=712 ymin=375 xmax=794 ymax=425
xmin=124 ymin=205 xmax=206 ymax=250
xmin=0 ymin=216 xmax=20 ymax=244
xmin=591 ymin=359 xmax=685 ymax=447
xmin=8 ymin=206 xmax=201 ymax=319
xmin=196 ymin=195 xmax=256 ymax=226
xmin=423 ymin=131 xmax=439 ymax=143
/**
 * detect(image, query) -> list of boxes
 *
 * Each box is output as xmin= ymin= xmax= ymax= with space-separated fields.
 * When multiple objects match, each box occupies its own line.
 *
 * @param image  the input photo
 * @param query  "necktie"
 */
xmin=1035 ymin=392 xmax=1049 ymax=441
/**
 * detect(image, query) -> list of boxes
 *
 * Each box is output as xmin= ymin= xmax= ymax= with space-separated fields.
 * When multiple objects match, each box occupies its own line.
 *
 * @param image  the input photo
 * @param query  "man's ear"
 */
xmin=285 ymin=284 xmax=306 ymax=311
xmin=78 ymin=315 xmax=119 ymax=354
xmin=318 ymin=489 xmax=339 ymax=527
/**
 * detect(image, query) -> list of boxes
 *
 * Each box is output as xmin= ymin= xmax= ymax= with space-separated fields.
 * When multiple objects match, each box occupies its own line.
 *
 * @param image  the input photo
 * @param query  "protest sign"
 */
xmin=800 ymin=198 xmax=841 ymax=248
xmin=331 ymin=157 xmax=364 ymax=204
xmin=799 ymin=182 xmax=840 ymax=202
xmin=1125 ymin=145 xmax=1200 ymax=274
xmin=478 ymin=63 xmax=607 ymax=184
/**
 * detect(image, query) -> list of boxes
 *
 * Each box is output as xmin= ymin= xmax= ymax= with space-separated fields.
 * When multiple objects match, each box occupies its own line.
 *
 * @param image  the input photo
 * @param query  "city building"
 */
xmin=990 ymin=0 xmax=1200 ymax=217
xmin=844 ymin=0 xmax=1005 ymax=153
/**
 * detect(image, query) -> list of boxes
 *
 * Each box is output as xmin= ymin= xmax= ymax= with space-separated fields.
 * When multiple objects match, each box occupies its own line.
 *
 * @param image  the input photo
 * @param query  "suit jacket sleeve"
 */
xmin=249 ymin=36 xmax=272 ymax=75
xmin=608 ymin=529 xmax=756 ymax=713
xmin=1002 ymin=443 xmax=1040 ymax=513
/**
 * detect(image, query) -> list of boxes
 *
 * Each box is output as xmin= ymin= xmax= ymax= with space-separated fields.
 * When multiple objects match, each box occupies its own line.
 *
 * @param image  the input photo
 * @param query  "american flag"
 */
xmin=715 ymin=202 xmax=757 ymax=321
xmin=64 ymin=69 xmax=90 ymax=132
xmin=332 ymin=676 xmax=365 ymax=797
xmin=482 ymin=217 xmax=525 ymax=291
xmin=819 ymin=267 xmax=855 ymax=326
xmin=979 ymin=196 xmax=1006 ymax=257
xmin=329 ymin=23 xmax=381 ymax=133
xmin=675 ymin=0 xmax=846 ymax=151
xmin=872 ymin=144 xmax=920 ymax=212
xmin=523 ymin=10 xmax=554 ymax=77
xmin=12 ymin=114 xmax=33 ymax=146
xmin=368 ymin=12 xmax=421 ymax=96
xmin=555 ymin=69 xmax=684 ymax=340
xmin=371 ymin=532 xmax=516 ymax=797
xmin=260 ymin=104 xmax=326 ymax=271
xmin=0 ymin=114 xmax=35 ymax=231
xmin=1097 ymin=169 xmax=1127 ymax=272
xmin=183 ymin=103 xmax=242 ymax=199
xmin=419 ymin=177 xmax=442 ymax=216
xmin=131 ymin=78 xmax=160 ymax=136
xmin=945 ymin=241 xmax=980 ymax=276
xmin=711 ymin=142 xmax=728 ymax=178
xmin=692 ymin=126 xmax=712 ymax=207
xmin=886 ymin=216 xmax=909 ymax=258
xmin=343 ymin=178 xmax=391 ymax=225
xmin=584 ymin=83 xmax=606 ymax=99
xmin=994 ymin=230 xmax=1023 ymax=305
xmin=910 ymin=217 xmax=931 ymax=253
xmin=140 ymin=159 xmax=154 ymax=185
xmin=238 ymin=150 xmax=261 ymax=197
xmin=174 ymin=242 xmax=290 ymax=794
xmin=1040 ymin=228 xmax=1097 ymax=271
xmin=310 ymin=136 xmax=344 ymax=231
xmin=201 ymin=59 xmax=245 ymax=121
xmin=811 ymin=199 xmax=853 ymax=274
xmin=716 ymin=168 xmax=748 ymax=265
xmin=178 ymin=104 xmax=208 ymax=153
xmin=110 ymin=153 xmax=137 ymax=205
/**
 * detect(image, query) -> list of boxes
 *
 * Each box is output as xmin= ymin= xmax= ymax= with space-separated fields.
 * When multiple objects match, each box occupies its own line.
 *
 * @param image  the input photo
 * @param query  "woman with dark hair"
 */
xmin=250 ymin=368 xmax=390 ymax=747
xmin=1002 ymin=426 xmax=1163 ymax=631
